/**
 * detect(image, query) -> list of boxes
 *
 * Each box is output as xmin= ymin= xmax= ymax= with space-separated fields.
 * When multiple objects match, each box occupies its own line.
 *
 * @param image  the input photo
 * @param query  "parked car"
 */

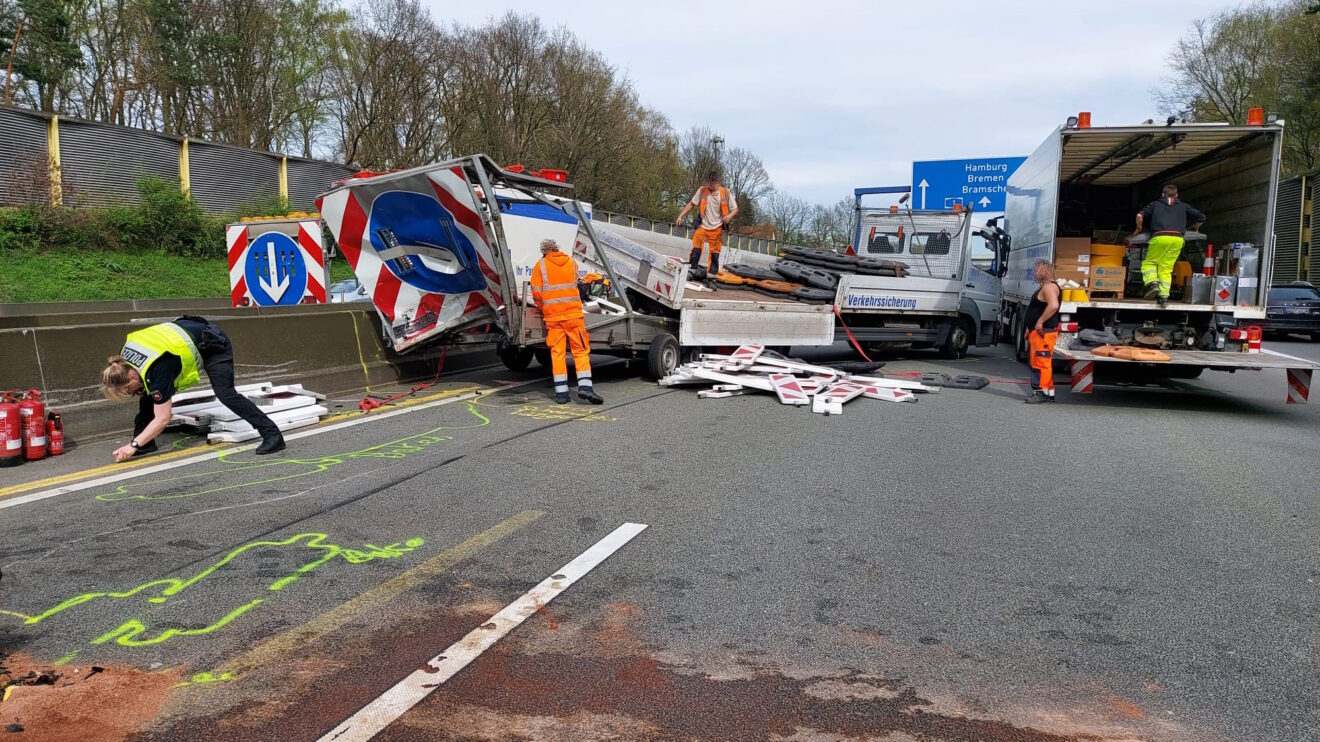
xmin=1262 ymin=282 xmax=1320 ymax=341
xmin=329 ymin=278 xmax=370 ymax=303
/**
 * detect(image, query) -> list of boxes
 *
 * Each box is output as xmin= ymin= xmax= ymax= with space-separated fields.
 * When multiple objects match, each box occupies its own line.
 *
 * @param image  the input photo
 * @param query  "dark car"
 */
xmin=1262 ymin=282 xmax=1320 ymax=341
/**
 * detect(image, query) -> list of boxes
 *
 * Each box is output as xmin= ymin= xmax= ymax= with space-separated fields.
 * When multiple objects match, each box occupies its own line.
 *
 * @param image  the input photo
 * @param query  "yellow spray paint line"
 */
xmin=197 ymin=509 xmax=544 ymax=684
xmin=0 ymin=380 xmax=543 ymax=512
xmin=0 ymin=448 xmax=203 ymax=499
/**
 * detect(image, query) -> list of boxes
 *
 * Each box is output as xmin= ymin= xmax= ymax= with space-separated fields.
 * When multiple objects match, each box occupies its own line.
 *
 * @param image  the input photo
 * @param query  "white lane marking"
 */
xmin=1262 ymin=348 xmax=1316 ymax=364
xmin=318 ymin=522 xmax=649 ymax=742
xmin=0 ymin=380 xmax=542 ymax=512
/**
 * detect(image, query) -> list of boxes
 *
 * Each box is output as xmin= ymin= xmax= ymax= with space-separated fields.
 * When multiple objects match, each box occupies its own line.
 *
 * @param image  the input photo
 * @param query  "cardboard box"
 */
xmin=1055 ymin=238 xmax=1092 ymax=261
xmin=1090 ymin=264 xmax=1126 ymax=279
xmin=1090 ymin=277 xmax=1126 ymax=293
xmin=1054 ymin=261 xmax=1089 ymax=274
xmin=1056 ymin=270 xmax=1090 ymax=287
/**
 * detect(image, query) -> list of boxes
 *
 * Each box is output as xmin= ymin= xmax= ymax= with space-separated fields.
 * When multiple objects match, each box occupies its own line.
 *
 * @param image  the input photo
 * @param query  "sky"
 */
xmin=426 ymin=0 xmax=1230 ymax=206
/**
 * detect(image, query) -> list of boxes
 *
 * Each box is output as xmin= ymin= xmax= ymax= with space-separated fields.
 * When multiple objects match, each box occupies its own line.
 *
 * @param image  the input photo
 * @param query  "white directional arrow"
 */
xmin=979 ymin=196 xmax=992 ymax=208
xmin=258 ymin=239 xmax=290 ymax=301
xmin=918 ymin=179 xmax=929 ymax=209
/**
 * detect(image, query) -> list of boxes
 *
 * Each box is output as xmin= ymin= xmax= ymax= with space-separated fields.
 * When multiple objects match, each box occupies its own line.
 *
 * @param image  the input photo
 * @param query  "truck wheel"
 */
xmin=939 ymin=319 xmax=971 ymax=359
xmin=647 ymin=333 xmax=681 ymax=380
xmin=498 ymin=346 xmax=534 ymax=371
xmin=1013 ymin=314 xmax=1028 ymax=364
xmin=534 ymin=348 xmax=552 ymax=367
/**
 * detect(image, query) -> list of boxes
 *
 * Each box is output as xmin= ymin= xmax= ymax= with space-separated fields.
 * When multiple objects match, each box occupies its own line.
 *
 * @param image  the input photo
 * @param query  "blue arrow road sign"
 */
xmin=245 ymin=231 xmax=308 ymax=306
xmin=911 ymin=156 xmax=1025 ymax=212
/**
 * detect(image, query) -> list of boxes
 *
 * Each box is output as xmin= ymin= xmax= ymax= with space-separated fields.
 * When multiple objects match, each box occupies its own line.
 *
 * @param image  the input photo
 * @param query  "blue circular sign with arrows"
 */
xmin=245 ymin=231 xmax=308 ymax=306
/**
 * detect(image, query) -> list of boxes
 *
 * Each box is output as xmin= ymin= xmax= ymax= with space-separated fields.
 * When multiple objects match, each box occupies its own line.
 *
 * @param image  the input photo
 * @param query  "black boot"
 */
xmin=709 ymin=253 xmax=720 ymax=276
xmin=578 ymin=387 xmax=604 ymax=405
xmin=689 ymin=247 xmax=702 ymax=270
xmin=255 ymin=432 xmax=286 ymax=455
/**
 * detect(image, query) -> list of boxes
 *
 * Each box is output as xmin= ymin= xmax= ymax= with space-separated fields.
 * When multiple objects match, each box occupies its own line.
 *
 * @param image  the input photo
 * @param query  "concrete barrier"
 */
xmin=0 ymin=305 xmax=498 ymax=443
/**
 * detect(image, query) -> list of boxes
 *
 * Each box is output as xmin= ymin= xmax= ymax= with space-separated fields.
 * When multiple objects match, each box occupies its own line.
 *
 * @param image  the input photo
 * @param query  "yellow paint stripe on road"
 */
xmin=203 ymin=509 xmax=544 ymax=682
xmin=0 ymin=448 xmax=204 ymax=499
xmin=0 ymin=386 xmax=487 ymax=502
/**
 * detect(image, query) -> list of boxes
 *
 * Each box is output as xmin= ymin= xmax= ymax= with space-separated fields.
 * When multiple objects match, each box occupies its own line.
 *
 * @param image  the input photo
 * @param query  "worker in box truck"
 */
xmin=1134 ymin=184 xmax=1206 ymax=307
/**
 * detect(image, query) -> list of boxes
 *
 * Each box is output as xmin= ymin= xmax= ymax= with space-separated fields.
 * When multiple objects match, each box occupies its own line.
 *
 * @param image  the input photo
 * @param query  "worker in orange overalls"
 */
xmin=1024 ymin=259 xmax=1061 ymax=404
xmin=675 ymin=171 xmax=738 ymax=276
xmin=530 ymin=239 xmax=604 ymax=405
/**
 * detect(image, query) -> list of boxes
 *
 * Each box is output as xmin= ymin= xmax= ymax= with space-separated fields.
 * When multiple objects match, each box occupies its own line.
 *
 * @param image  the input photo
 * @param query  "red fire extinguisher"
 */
xmin=0 ymin=392 xmax=21 ymax=467
xmin=18 ymin=388 xmax=47 ymax=461
xmin=47 ymin=410 xmax=64 ymax=456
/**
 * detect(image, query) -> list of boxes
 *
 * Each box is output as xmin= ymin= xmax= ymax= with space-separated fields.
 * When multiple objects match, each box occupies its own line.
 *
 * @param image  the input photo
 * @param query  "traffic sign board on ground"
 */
xmin=912 ymin=157 xmax=1025 ymax=212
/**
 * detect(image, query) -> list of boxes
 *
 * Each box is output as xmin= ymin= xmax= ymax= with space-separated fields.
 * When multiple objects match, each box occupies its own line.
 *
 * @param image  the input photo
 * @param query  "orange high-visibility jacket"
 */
xmin=531 ymin=251 xmax=583 ymax=321
xmin=699 ymin=186 xmax=731 ymax=224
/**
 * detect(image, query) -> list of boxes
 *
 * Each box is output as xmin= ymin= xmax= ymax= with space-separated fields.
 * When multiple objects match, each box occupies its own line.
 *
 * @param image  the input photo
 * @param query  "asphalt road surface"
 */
xmin=1 ymin=339 xmax=1317 ymax=742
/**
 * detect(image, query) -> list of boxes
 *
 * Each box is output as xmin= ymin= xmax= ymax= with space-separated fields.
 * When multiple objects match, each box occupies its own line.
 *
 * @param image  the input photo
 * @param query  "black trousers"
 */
xmin=134 ymin=324 xmax=280 ymax=439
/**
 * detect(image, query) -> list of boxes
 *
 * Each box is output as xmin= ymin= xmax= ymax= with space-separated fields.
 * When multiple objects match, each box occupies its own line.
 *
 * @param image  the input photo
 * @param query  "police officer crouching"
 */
xmin=101 ymin=316 xmax=285 ymax=461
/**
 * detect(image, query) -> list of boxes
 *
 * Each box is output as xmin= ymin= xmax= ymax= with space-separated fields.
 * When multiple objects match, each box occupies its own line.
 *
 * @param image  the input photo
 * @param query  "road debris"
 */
xmin=659 ymin=345 xmax=936 ymax=415
xmin=168 ymin=382 xmax=328 ymax=443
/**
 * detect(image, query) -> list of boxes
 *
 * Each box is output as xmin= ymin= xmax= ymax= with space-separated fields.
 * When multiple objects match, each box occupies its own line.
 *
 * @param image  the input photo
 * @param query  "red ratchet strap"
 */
xmin=833 ymin=306 xmax=875 ymax=363
xmin=359 ymin=348 xmax=447 ymax=412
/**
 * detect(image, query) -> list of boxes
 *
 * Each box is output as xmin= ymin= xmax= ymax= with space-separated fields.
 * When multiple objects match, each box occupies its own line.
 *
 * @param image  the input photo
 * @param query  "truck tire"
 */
xmin=1013 ymin=313 xmax=1028 ymax=363
xmin=534 ymin=348 xmax=552 ymax=367
xmin=939 ymin=318 xmax=971 ymax=359
xmin=498 ymin=346 xmax=534 ymax=371
xmin=647 ymin=333 xmax=681 ymax=380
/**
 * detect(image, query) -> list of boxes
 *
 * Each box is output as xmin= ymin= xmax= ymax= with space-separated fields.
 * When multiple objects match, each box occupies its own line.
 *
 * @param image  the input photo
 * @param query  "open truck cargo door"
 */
xmin=317 ymin=158 xmax=521 ymax=353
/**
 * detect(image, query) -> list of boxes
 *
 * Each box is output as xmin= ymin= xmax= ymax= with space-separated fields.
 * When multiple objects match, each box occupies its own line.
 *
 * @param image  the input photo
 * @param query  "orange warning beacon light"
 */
xmin=1247 ymin=107 xmax=1265 ymax=126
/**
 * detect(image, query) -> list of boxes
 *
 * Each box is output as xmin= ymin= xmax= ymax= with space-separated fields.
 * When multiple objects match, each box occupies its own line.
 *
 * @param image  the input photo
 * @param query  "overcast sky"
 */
xmin=428 ymin=0 xmax=1227 ymax=206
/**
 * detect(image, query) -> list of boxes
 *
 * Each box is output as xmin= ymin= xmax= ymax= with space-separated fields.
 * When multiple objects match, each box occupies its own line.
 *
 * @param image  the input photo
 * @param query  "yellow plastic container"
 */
xmin=1089 ymin=254 xmax=1124 ymax=268
xmin=1172 ymin=260 xmax=1193 ymax=289
xmin=1066 ymin=288 xmax=1088 ymax=302
xmin=1091 ymin=243 xmax=1127 ymax=258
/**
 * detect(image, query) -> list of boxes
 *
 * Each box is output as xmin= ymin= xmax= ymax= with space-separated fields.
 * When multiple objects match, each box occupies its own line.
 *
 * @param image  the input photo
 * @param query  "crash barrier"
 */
xmin=592 ymin=210 xmax=806 ymax=256
xmin=0 ymin=303 xmax=494 ymax=442
xmin=0 ymin=104 xmax=354 ymax=213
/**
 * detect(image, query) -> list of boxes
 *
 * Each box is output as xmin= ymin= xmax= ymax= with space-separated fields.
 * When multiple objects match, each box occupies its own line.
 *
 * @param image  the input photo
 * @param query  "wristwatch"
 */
xmin=129 ymin=440 xmax=141 ymax=449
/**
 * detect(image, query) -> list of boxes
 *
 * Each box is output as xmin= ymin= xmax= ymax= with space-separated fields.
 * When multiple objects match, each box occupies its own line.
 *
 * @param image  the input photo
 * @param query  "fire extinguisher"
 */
xmin=18 ymin=388 xmax=47 ymax=461
xmin=47 ymin=410 xmax=64 ymax=456
xmin=0 ymin=392 xmax=21 ymax=468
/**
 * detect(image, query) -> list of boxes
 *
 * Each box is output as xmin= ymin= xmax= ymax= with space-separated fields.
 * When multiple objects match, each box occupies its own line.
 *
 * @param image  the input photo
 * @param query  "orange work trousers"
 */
xmin=691 ymin=226 xmax=724 ymax=268
xmin=1028 ymin=328 xmax=1059 ymax=393
xmin=546 ymin=317 xmax=592 ymax=393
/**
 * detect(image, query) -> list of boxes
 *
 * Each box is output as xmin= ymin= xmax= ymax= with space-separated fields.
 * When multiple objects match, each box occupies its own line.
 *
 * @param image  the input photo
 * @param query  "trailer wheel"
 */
xmin=939 ymin=319 xmax=971 ymax=359
xmin=534 ymin=348 xmax=552 ymax=367
xmin=647 ymin=333 xmax=681 ymax=380
xmin=498 ymin=346 xmax=535 ymax=371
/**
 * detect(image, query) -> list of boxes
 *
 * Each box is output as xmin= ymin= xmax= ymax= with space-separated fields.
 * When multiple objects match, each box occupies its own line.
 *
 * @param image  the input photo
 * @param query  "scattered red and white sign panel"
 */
xmin=659 ymin=346 xmax=933 ymax=416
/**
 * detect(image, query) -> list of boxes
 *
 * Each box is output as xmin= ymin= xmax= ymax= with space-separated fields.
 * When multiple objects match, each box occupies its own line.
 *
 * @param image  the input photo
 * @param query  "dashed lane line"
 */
xmin=318 ymin=522 xmax=649 ymax=742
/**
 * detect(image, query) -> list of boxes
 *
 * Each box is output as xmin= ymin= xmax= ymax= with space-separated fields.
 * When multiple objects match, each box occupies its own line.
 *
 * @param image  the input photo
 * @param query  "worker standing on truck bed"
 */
xmin=531 ymin=239 xmax=604 ymax=406
xmin=101 ymin=316 xmax=285 ymax=461
xmin=1025 ymin=260 xmax=1061 ymax=404
xmin=1135 ymin=184 xmax=1205 ymax=308
xmin=675 ymin=171 xmax=738 ymax=276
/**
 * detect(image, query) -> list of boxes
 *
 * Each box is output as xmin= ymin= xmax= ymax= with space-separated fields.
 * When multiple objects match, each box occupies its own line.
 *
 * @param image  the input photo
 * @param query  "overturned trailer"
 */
xmin=317 ymin=156 xmax=834 ymax=378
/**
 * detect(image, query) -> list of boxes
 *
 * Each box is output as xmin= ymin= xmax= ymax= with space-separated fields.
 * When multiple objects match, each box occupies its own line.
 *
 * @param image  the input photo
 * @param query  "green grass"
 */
xmin=0 ymin=247 xmax=359 ymax=304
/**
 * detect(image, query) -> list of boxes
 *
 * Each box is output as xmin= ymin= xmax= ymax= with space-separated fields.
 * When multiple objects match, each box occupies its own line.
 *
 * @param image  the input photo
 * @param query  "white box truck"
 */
xmin=1001 ymin=114 xmax=1317 ymax=403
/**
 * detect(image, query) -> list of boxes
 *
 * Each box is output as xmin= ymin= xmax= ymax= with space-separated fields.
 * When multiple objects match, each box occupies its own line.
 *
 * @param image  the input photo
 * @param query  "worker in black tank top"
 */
xmin=1024 ymin=260 xmax=1061 ymax=404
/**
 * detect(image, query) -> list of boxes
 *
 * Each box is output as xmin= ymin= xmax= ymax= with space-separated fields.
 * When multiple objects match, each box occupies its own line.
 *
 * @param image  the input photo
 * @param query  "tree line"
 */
xmin=0 ymin=0 xmax=856 ymax=246
xmin=1159 ymin=0 xmax=1320 ymax=175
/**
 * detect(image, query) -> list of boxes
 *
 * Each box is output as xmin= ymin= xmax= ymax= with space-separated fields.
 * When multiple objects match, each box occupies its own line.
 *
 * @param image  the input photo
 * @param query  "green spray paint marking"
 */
xmin=1 ymin=533 xmax=423 ymax=649
xmin=174 ymin=671 xmax=233 ymax=688
xmin=96 ymin=404 xmax=490 ymax=503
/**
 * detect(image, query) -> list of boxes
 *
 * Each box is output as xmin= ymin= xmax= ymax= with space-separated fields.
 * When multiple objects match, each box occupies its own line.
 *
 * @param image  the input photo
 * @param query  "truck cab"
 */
xmin=834 ymin=186 xmax=1006 ymax=358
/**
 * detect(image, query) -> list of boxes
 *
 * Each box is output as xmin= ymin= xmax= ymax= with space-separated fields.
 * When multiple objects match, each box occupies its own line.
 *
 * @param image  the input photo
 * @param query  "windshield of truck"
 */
xmin=857 ymin=212 xmax=967 ymax=279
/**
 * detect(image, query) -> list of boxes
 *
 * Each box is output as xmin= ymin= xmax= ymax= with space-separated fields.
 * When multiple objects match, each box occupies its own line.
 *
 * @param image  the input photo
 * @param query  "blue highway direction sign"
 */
xmin=912 ymin=156 xmax=1025 ymax=212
